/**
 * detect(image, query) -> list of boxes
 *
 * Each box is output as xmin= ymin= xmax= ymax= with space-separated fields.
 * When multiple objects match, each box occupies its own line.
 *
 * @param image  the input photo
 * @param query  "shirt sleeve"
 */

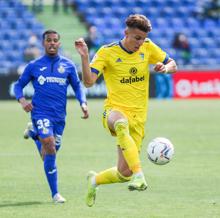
xmin=14 ymin=63 xmax=33 ymax=100
xmin=89 ymin=46 xmax=107 ymax=76
xmin=69 ymin=64 xmax=87 ymax=105
xmin=148 ymin=40 xmax=169 ymax=65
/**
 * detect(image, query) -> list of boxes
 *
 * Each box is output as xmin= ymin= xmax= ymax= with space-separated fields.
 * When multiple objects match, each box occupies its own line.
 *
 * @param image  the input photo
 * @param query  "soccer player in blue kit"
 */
xmin=14 ymin=30 xmax=88 ymax=203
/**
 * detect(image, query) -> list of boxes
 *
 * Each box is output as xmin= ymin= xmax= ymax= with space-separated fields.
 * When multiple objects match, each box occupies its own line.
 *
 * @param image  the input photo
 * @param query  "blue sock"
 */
xmin=44 ymin=154 xmax=58 ymax=197
xmin=29 ymin=130 xmax=42 ymax=155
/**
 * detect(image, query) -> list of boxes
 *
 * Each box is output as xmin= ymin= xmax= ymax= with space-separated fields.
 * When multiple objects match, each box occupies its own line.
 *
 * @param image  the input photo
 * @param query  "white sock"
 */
xmin=134 ymin=171 xmax=144 ymax=178
xmin=91 ymin=176 xmax=97 ymax=187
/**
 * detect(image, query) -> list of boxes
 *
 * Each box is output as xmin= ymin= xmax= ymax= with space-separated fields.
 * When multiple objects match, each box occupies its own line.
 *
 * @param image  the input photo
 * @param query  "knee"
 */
xmin=118 ymin=165 xmax=133 ymax=178
xmin=114 ymin=119 xmax=129 ymax=135
xmin=41 ymin=137 xmax=56 ymax=154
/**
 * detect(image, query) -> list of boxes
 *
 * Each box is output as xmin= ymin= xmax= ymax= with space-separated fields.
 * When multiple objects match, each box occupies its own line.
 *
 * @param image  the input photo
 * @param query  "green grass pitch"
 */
xmin=0 ymin=99 xmax=220 ymax=218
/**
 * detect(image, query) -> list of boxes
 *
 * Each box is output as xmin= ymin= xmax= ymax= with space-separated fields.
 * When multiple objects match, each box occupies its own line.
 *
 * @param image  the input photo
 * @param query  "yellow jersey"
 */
xmin=90 ymin=39 xmax=168 ymax=111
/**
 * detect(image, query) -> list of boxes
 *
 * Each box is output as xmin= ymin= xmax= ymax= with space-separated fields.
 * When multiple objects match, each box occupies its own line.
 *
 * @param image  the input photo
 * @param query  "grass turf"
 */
xmin=0 ymin=99 xmax=220 ymax=218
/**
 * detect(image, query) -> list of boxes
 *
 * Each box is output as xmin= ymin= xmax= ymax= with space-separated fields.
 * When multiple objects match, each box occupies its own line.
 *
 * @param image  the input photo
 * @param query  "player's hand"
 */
xmin=154 ymin=62 xmax=167 ymax=73
xmin=19 ymin=97 xmax=33 ymax=112
xmin=75 ymin=38 xmax=89 ymax=57
xmin=81 ymin=103 xmax=89 ymax=119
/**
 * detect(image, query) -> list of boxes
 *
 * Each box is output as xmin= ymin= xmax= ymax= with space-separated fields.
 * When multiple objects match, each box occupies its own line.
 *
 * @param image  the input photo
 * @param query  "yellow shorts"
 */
xmin=102 ymin=107 xmax=146 ymax=151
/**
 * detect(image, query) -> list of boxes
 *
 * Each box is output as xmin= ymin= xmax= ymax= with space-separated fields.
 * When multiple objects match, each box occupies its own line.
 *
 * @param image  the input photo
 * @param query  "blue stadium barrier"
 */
xmin=154 ymin=74 xmax=173 ymax=98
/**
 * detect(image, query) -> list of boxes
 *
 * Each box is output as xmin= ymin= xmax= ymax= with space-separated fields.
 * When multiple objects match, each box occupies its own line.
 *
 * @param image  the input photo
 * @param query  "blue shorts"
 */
xmin=31 ymin=116 xmax=65 ymax=140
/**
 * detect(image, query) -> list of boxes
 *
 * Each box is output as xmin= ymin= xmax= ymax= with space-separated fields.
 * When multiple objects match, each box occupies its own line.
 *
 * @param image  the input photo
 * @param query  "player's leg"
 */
xmin=86 ymin=110 xmax=131 ymax=207
xmin=117 ymin=145 xmax=148 ymax=191
xmin=94 ymin=146 xmax=132 ymax=185
xmin=127 ymin=118 xmax=147 ymax=191
xmin=53 ymin=120 xmax=65 ymax=152
xmin=24 ymin=120 xmax=62 ymax=158
xmin=117 ymin=146 xmax=133 ymax=177
xmin=109 ymin=111 xmax=141 ymax=173
xmin=86 ymin=110 xmax=145 ymax=206
xmin=108 ymin=110 xmax=147 ymax=191
xmin=24 ymin=121 xmax=42 ymax=157
xmin=36 ymin=118 xmax=65 ymax=203
xmin=86 ymin=151 xmax=132 ymax=207
xmin=40 ymin=136 xmax=58 ymax=195
xmin=94 ymin=110 xmax=133 ymax=185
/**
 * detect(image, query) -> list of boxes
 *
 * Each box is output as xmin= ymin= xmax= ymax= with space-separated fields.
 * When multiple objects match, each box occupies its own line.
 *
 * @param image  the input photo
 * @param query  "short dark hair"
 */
xmin=42 ymin=30 xmax=60 ymax=40
xmin=125 ymin=14 xmax=152 ymax=33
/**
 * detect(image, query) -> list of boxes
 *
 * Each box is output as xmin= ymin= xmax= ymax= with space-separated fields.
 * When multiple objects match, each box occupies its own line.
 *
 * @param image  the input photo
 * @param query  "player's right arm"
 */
xmin=75 ymin=38 xmax=98 ymax=87
xmin=14 ymin=63 xmax=33 ymax=112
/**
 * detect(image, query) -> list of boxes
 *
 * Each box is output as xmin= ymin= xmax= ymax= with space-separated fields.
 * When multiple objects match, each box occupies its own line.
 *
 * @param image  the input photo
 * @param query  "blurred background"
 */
xmin=0 ymin=0 xmax=220 ymax=99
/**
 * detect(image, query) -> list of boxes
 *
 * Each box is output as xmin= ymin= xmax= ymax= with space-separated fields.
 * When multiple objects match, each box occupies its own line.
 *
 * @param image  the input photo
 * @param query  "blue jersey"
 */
xmin=14 ymin=54 xmax=86 ymax=120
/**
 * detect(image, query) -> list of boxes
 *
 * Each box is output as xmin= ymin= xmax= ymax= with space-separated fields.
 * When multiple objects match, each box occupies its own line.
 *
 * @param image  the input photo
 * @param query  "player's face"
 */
xmin=43 ymin=33 xmax=61 ymax=56
xmin=124 ymin=28 xmax=147 ymax=52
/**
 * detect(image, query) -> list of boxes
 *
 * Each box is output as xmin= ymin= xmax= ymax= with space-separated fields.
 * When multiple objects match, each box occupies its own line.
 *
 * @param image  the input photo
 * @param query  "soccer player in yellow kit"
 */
xmin=75 ymin=14 xmax=177 ymax=207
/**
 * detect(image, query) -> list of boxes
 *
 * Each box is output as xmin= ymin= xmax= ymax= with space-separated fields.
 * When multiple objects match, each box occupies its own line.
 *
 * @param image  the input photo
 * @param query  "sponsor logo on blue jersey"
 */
xmin=37 ymin=75 xmax=66 ymax=85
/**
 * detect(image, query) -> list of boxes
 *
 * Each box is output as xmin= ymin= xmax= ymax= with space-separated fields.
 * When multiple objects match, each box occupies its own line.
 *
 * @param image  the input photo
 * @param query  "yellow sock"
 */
xmin=96 ymin=167 xmax=131 ymax=185
xmin=114 ymin=119 xmax=141 ymax=173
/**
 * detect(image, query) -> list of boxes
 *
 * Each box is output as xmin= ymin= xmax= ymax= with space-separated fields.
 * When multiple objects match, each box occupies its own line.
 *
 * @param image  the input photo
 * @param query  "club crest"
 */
xmin=140 ymin=53 xmax=144 ymax=60
xmin=58 ymin=65 xmax=65 ymax=73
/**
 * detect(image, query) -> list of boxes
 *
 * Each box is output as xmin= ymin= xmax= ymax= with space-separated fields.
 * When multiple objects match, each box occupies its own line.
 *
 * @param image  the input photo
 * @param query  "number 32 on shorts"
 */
xmin=36 ymin=119 xmax=50 ymax=129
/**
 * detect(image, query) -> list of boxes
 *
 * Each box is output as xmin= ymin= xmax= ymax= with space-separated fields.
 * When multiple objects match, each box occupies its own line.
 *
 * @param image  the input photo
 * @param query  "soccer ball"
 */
xmin=147 ymin=137 xmax=174 ymax=165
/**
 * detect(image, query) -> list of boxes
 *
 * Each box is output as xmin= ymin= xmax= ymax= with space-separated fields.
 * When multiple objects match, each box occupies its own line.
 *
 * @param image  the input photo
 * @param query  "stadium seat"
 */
xmin=136 ymin=0 xmax=151 ymax=7
xmin=201 ymin=37 xmax=217 ymax=49
xmin=203 ymin=19 xmax=218 ymax=29
xmin=0 ymin=0 xmax=44 ymax=74
xmin=105 ymin=0 xmax=120 ymax=7
xmin=161 ymin=6 xmax=175 ymax=18
xmin=208 ymin=29 xmax=220 ymax=38
xmin=65 ymin=0 xmax=220 ymax=68
xmin=203 ymin=58 xmax=218 ymax=65
xmin=189 ymin=37 xmax=201 ymax=49
xmin=113 ymin=7 xmax=128 ymax=17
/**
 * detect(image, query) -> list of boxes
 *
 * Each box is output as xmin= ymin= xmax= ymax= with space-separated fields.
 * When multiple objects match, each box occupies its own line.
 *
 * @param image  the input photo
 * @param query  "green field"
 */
xmin=0 ymin=99 xmax=220 ymax=218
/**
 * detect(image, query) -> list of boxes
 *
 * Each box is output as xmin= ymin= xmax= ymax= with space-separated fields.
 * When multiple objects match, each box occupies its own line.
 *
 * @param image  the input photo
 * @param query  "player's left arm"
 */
xmin=148 ymin=40 xmax=177 ymax=74
xmin=69 ymin=64 xmax=89 ymax=119
xmin=154 ymin=58 xmax=177 ymax=74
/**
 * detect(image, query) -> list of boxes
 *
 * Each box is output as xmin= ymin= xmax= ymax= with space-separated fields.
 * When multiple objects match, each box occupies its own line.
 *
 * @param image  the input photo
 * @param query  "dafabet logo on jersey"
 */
xmin=120 ymin=67 xmax=145 ymax=84
xmin=129 ymin=67 xmax=137 ymax=76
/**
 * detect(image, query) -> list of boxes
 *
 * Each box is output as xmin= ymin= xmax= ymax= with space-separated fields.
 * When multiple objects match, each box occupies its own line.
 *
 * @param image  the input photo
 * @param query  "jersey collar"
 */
xmin=44 ymin=54 xmax=60 ymax=61
xmin=119 ymin=41 xmax=133 ymax=54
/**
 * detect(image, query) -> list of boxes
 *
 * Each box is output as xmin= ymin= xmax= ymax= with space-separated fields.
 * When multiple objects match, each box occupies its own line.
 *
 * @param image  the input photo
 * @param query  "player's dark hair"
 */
xmin=126 ymin=14 xmax=152 ymax=33
xmin=42 ymin=30 xmax=60 ymax=40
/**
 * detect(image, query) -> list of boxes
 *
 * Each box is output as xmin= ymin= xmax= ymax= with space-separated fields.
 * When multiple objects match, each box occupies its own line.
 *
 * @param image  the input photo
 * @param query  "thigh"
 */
xmin=32 ymin=116 xmax=54 ymax=139
xmin=32 ymin=116 xmax=57 ymax=155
